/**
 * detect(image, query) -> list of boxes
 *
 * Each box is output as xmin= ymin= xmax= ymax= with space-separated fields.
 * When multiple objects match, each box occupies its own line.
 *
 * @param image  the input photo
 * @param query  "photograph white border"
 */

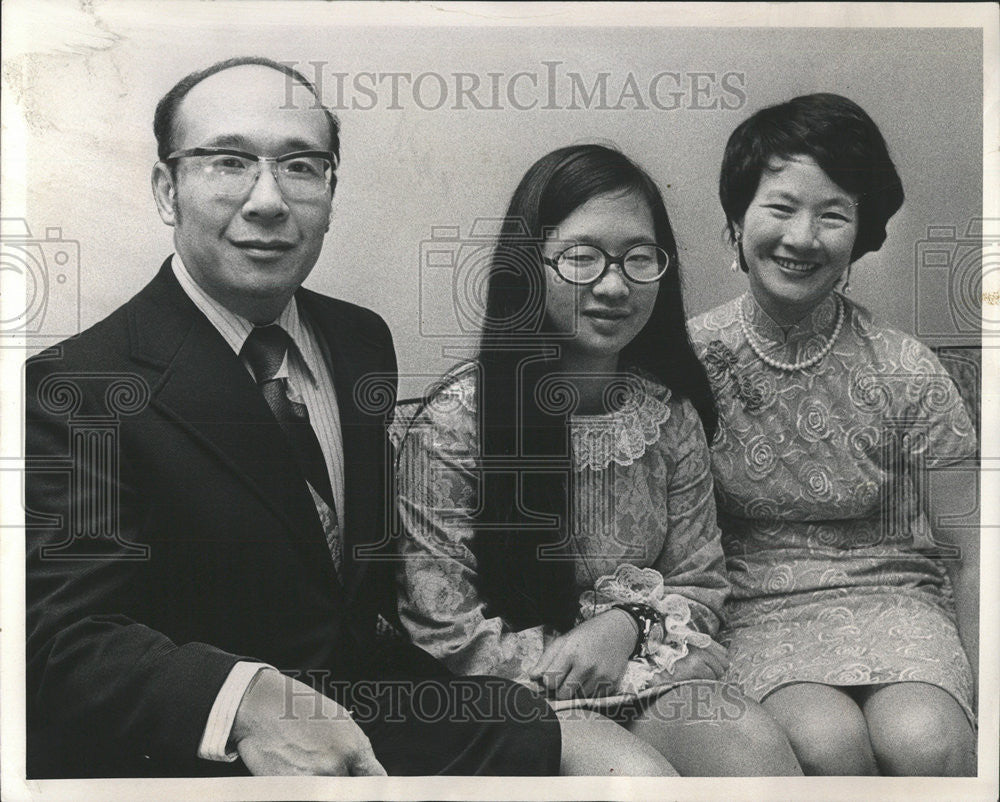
xmin=2 ymin=3 xmax=997 ymax=800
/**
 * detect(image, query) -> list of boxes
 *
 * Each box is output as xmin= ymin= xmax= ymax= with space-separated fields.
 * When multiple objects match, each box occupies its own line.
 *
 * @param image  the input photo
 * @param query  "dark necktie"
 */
xmin=241 ymin=325 xmax=337 ymax=514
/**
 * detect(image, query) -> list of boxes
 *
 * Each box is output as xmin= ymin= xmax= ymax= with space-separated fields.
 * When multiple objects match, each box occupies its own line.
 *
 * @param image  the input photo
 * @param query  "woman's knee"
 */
xmin=865 ymin=685 xmax=976 ymax=776
xmin=723 ymin=695 xmax=802 ymax=773
xmin=787 ymin=716 xmax=875 ymax=775
xmin=632 ymin=682 xmax=802 ymax=776
xmin=763 ymin=685 xmax=877 ymax=775
xmin=873 ymin=723 xmax=974 ymax=776
xmin=557 ymin=709 xmax=677 ymax=776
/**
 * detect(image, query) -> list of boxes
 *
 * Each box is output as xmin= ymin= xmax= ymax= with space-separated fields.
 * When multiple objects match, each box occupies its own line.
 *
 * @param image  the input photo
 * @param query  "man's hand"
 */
xmin=230 ymin=668 xmax=387 ymax=776
xmin=664 ymin=639 xmax=729 ymax=682
xmin=527 ymin=610 xmax=637 ymax=700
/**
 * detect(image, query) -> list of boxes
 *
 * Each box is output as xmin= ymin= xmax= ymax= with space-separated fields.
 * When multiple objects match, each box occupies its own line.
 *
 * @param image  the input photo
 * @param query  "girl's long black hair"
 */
xmin=459 ymin=144 xmax=717 ymax=631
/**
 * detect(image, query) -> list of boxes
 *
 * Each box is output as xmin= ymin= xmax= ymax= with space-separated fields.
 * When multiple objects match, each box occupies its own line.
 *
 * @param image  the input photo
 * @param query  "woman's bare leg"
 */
xmin=556 ymin=708 xmax=678 ymax=775
xmin=626 ymin=681 xmax=802 ymax=776
xmin=762 ymin=682 xmax=878 ymax=775
xmin=860 ymin=682 xmax=976 ymax=776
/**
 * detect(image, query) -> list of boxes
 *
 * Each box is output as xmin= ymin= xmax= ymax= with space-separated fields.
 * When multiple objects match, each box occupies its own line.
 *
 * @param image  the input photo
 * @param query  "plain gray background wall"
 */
xmin=14 ymin=13 xmax=983 ymax=397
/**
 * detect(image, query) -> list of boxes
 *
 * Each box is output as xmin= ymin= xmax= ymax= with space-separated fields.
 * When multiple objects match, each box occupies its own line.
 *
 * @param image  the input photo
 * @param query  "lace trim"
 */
xmin=578 ymin=563 xmax=712 ymax=695
xmin=570 ymin=377 xmax=671 ymax=471
xmin=425 ymin=370 xmax=673 ymax=471
xmin=435 ymin=371 xmax=476 ymax=414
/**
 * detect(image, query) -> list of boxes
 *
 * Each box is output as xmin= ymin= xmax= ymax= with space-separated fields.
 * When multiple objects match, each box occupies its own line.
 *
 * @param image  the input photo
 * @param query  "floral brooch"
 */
xmin=703 ymin=340 xmax=764 ymax=413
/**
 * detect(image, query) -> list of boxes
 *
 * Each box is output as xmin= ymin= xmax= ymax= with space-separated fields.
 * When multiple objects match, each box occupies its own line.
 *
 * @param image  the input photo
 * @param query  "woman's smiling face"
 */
xmin=739 ymin=155 xmax=859 ymax=325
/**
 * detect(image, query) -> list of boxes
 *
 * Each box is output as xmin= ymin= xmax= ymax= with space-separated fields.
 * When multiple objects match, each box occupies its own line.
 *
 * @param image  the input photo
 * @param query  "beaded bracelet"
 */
xmin=612 ymin=602 xmax=662 ymax=659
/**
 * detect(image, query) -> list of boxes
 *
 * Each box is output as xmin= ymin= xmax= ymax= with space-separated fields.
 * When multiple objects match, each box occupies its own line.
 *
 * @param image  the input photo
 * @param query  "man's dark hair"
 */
xmin=153 ymin=56 xmax=340 ymax=192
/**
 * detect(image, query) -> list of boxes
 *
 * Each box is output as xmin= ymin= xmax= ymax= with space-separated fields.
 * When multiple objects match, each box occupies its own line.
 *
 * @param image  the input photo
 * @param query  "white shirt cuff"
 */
xmin=197 ymin=661 xmax=273 ymax=762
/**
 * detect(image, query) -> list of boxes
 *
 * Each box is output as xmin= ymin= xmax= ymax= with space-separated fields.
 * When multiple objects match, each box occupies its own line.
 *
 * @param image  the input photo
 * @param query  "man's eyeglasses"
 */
xmin=165 ymin=147 xmax=337 ymax=201
xmin=543 ymin=243 xmax=670 ymax=285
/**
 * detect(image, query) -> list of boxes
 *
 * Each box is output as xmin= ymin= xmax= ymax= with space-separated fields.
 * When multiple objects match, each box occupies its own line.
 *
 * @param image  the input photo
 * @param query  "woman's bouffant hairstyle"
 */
xmin=719 ymin=93 xmax=904 ymax=263
xmin=457 ymin=143 xmax=717 ymax=631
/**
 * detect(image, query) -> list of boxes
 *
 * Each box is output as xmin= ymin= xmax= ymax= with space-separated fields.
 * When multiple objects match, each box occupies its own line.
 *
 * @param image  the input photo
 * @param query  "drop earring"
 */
xmin=730 ymin=231 xmax=742 ymax=273
xmin=842 ymin=264 xmax=852 ymax=294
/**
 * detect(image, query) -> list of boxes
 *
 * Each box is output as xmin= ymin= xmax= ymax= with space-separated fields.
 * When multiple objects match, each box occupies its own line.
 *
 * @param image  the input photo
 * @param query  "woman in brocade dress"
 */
xmin=688 ymin=93 xmax=978 ymax=775
xmin=393 ymin=144 xmax=801 ymax=775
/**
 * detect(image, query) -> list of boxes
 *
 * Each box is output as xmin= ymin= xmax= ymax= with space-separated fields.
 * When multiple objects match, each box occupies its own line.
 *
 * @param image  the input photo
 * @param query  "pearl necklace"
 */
xmin=739 ymin=294 xmax=844 ymax=372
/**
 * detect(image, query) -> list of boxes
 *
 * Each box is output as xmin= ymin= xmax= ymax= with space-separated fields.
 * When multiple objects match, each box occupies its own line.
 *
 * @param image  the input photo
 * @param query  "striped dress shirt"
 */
xmin=171 ymin=254 xmax=346 ymax=762
xmin=171 ymin=254 xmax=346 ymax=521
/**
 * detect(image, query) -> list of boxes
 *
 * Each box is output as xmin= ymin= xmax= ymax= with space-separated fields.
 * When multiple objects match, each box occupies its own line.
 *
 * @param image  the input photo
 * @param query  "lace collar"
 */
xmin=570 ymin=373 xmax=672 ymax=472
xmin=739 ymin=291 xmax=841 ymax=365
xmin=437 ymin=368 xmax=672 ymax=471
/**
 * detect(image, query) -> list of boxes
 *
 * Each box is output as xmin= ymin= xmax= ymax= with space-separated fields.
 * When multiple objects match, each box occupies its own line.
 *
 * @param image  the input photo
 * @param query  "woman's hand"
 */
xmin=664 ymin=638 xmax=729 ymax=682
xmin=528 ymin=610 xmax=638 ymax=700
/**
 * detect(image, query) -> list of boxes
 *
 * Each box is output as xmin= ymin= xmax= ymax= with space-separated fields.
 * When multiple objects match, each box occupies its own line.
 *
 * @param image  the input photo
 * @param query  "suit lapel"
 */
xmin=131 ymin=264 xmax=342 ymax=592
xmin=298 ymin=291 xmax=391 ymax=604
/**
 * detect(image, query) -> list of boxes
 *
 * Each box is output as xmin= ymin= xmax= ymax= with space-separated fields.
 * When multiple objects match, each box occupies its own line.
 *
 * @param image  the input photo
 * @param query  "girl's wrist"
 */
xmin=605 ymin=606 xmax=640 ymax=635
xmin=611 ymin=602 xmax=662 ymax=658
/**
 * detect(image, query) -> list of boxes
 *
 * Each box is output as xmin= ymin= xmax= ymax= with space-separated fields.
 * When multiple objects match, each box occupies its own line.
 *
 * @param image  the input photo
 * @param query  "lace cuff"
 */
xmin=578 ymin=564 xmax=712 ymax=695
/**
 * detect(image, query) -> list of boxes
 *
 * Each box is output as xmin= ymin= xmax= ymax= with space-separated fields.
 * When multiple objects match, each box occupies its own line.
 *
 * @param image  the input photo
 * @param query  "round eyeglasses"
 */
xmin=542 ymin=243 xmax=670 ymax=285
xmin=165 ymin=147 xmax=337 ymax=201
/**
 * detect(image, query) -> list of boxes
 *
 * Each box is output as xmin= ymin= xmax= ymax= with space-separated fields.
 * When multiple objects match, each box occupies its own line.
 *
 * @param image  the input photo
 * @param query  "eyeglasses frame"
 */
xmin=163 ymin=147 xmax=338 ymax=198
xmin=542 ymin=242 xmax=670 ymax=286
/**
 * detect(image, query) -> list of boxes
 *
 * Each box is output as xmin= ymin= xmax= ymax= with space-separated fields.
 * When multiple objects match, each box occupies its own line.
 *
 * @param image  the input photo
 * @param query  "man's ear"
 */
xmin=152 ymin=162 xmax=178 ymax=226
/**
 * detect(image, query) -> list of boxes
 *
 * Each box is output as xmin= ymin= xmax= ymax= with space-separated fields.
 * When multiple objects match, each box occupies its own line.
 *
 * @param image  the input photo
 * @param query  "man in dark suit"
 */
xmin=24 ymin=56 xmax=562 ymax=778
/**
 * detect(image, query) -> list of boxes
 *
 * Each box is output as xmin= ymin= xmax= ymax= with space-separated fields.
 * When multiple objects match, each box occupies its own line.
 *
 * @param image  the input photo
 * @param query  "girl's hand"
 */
xmin=528 ymin=610 xmax=637 ymax=700
xmin=664 ymin=639 xmax=729 ymax=682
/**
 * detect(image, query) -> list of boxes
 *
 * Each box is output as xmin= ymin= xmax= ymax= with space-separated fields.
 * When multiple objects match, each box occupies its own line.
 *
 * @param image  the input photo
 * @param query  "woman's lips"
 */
xmin=583 ymin=309 xmax=631 ymax=332
xmin=583 ymin=308 xmax=630 ymax=321
xmin=773 ymin=255 xmax=820 ymax=274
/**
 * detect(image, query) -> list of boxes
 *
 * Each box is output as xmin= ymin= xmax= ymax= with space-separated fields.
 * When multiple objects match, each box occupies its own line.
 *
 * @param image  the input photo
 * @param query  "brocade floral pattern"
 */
xmin=688 ymin=292 xmax=977 ymax=723
xmin=392 ymin=367 xmax=729 ymax=692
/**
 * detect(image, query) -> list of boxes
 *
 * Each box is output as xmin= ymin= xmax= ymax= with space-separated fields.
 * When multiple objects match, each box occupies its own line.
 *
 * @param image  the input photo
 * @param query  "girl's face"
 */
xmin=542 ymin=191 xmax=660 ymax=371
xmin=739 ymin=154 xmax=859 ymax=325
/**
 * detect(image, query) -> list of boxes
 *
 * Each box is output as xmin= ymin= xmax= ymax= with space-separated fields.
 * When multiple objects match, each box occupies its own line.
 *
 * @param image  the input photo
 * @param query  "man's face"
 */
xmin=153 ymin=65 xmax=333 ymax=323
